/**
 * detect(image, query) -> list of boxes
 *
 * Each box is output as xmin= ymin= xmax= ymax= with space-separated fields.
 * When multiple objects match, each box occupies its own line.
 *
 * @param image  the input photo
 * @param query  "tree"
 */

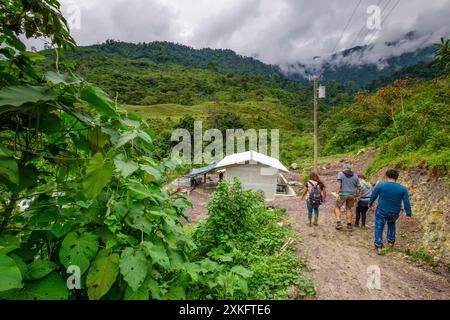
xmin=435 ymin=38 xmax=450 ymax=69
xmin=211 ymin=112 xmax=244 ymax=134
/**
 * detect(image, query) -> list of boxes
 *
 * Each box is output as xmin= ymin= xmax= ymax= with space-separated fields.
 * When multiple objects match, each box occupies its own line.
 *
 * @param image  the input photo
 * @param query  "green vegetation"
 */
xmin=70 ymin=40 xmax=284 ymax=77
xmin=320 ymin=74 xmax=450 ymax=175
xmin=192 ymin=179 xmax=316 ymax=299
xmin=0 ymin=0 xmax=230 ymax=301
xmin=0 ymin=0 xmax=315 ymax=301
xmin=405 ymin=247 xmax=434 ymax=264
xmin=127 ymin=101 xmax=313 ymax=166
xmin=57 ymin=39 xmax=448 ymax=175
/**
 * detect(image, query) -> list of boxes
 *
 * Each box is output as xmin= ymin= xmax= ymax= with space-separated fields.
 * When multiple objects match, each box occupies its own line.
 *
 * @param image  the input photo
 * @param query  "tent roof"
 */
xmin=216 ymin=151 xmax=289 ymax=172
xmin=187 ymin=151 xmax=289 ymax=177
xmin=187 ymin=163 xmax=217 ymax=177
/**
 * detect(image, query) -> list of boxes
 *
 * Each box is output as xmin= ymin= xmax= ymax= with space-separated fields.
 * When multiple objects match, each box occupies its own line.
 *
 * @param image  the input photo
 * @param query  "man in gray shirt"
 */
xmin=335 ymin=163 xmax=360 ymax=231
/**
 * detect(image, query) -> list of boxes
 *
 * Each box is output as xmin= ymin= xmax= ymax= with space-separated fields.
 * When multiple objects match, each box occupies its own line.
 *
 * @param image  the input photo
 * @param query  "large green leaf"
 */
xmin=125 ymin=180 xmax=155 ymax=200
xmin=0 ymin=254 xmax=22 ymax=292
xmin=124 ymin=284 xmax=149 ymax=300
xmin=116 ymin=131 xmax=138 ymax=148
xmin=0 ymin=235 xmax=21 ymax=255
xmin=24 ymin=260 xmax=57 ymax=281
xmin=0 ymin=272 xmax=68 ymax=300
xmin=59 ymin=232 xmax=98 ymax=275
xmin=86 ymin=249 xmax=120 ymax=300
xmin=45 ymin=71 xmax=81 ymax=84
xmin=230 ymin=265 xmax=253 ymax=279
xmin=80 ymin=85 xmax=118 ymax=119
xmin=125 ymin=205 xmax=153 ymax=235
xmin=21 ymin=51 xmax=46 ymax=62
xmin=83 ymin=153 xmax=114 ymax=199
xmin=0 ymin=141 xmax=18 ymax=185
xmin=140 ymin=165 xmax=163 ymax=183
xmin=0 ymin=141 xmax=14 ymax=158
xmin=142 ymin=242 xmax=170 ymax=269
xmin=0 ymin=85 xmax=57 ymax=114
xmin=119 ymin=248 xmax=148 ymax=292
xmin=114 ymin=154 xmax=139 ymax=178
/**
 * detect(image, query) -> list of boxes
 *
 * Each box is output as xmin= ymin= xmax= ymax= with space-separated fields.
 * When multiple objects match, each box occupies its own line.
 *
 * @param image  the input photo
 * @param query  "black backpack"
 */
xmin=308 ymin=181 xmax=322 ymax=208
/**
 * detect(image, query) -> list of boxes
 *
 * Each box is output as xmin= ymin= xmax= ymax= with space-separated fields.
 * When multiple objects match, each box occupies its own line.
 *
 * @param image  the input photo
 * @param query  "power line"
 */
xmin=350 ymin=0 xmax=386 ymax=48
xmin=359 ymin=0 xmax=392 ymax=46
xmin=316 ymin=0 xmax=366 ymax=78
xmin=364 ymin=0 xmax=402 ymax=46
xmin=332 ymin=0 xmax=364 ymax=54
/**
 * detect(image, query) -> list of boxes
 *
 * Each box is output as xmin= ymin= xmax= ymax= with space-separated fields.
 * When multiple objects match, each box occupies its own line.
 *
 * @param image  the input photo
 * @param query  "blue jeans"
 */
xmin=374 ymin=209 xmax=399 ymax=248
xmin=307 ymin=202 xmax=319 ymax=223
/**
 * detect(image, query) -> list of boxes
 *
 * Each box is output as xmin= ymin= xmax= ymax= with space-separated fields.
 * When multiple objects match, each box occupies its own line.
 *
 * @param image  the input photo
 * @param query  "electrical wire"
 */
xmin=350 ymin=0 xmax=386 ymax=48
xmin=364 ymin=0 xmax=402 ymax=46
xmin=332 ymin=0 xmax=364 ymax=54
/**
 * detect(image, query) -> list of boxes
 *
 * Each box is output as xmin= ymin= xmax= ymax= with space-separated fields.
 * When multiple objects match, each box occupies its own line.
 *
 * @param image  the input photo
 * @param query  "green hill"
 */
xmin=320 ymin=73 xmax=450 ymax=174
xmin=74 ymin=40 xmax=284 ymax=77
xmin=127 ymin=101 xmax=314 ymax=166
xmin=40 ymin=41 xmax=449 ymax=172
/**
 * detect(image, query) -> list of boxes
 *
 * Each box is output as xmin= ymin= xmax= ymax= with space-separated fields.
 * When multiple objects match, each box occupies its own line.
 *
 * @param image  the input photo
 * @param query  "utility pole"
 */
xmin=313 ymin=77 xmax=319 ymax=173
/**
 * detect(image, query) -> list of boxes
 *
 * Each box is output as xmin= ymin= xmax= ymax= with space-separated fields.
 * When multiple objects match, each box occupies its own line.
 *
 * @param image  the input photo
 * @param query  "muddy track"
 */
xmin=271 ymin=155 xmax=450 ymax=300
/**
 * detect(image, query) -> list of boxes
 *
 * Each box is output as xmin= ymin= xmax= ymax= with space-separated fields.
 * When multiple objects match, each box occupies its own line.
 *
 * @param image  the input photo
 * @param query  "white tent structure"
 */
xmin=187 ymin=151 xmax=295 ymax=200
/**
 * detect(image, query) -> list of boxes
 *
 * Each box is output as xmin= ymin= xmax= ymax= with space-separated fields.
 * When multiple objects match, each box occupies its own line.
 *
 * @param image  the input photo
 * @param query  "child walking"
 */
xmin=301 ymin=172 xmax=327 ymax=226
xmin=355 ymin=175 xmax=373 ymax=228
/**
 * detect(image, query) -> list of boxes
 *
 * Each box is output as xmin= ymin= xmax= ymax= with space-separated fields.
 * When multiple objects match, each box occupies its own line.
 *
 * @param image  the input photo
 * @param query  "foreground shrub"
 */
xmin=192 ymin=179 xmax=316 ymax=299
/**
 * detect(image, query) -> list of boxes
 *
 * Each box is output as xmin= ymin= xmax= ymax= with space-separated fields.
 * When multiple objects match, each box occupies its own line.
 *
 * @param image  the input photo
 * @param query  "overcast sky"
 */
xmin=46 ymin=0 xmax=450 ymax=67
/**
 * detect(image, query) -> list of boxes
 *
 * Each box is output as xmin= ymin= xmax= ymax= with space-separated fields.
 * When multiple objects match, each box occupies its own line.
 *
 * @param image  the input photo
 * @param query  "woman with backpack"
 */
xmin=301 ymin=172 xmax=327 ymax=226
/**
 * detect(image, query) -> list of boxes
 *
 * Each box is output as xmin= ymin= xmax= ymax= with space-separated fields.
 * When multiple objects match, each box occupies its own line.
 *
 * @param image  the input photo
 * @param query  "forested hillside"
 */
xmin=320 ymin=74 xmax=450 ymax=173
xmin=42 ymin=40 xmax=443 ymax=93
xmin=48 ymin=40 xmax=284 ymax=78
xmin=44 ymin=40 xmax=449 ymax=171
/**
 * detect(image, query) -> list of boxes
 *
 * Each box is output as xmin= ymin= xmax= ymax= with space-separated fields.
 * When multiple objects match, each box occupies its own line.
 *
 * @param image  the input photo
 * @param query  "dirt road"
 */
xmin=270 ymin=156 xmax=450 ymax=300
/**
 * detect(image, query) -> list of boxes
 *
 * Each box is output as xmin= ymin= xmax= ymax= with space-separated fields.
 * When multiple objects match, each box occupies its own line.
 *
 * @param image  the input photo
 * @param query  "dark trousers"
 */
xmin=355 ymin=206 xmax=369 ymax=226
xmin=374 ymin=210 xmax=399 ymax=248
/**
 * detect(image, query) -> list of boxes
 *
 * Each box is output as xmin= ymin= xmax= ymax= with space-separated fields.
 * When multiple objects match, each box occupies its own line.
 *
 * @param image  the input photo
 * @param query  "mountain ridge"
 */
xmin=54 ymin=38 xmax=441 ymax=89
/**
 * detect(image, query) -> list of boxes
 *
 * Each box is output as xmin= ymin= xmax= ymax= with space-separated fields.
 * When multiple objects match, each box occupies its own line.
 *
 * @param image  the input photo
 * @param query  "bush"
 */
xmin=192 ymin=179 xmax=316 ymax=299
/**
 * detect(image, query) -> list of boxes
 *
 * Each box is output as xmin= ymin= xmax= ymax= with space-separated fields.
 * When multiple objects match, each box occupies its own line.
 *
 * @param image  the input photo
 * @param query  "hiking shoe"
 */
xmin=376 ymin=247 xmax=384 ymax=255
xmin=387 ymin=241 xmax=395 ymax=249
xmin=347 ymin=224 xmax=353 ymax=232
xmin=336 ymin=221 xmax=343 ymax=230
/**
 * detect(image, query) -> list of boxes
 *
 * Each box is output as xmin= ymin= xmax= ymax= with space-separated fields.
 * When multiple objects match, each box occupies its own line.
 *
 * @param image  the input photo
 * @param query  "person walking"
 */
xmin=301 ymin=172 xmax=327 ymax=226
xmin=369 ymin=169 xmax=412 ymax=255
xmin=335 ymin=163 xmax=360 ymax=231
xmin=355 ymin=175 xmax=373 ymax=228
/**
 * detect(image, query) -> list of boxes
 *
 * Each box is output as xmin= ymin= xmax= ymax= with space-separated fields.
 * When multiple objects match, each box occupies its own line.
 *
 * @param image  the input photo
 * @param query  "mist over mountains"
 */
xmin=282 ymin=31 xmax=444 ymax=87
xmin=63 ymin=30 xmax=443 ymax=90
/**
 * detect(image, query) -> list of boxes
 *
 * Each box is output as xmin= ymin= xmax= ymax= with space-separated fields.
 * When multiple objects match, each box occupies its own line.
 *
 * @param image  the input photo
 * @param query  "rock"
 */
xmin=290 ymin=163 xmax=299 ymax=170
xmin=310 ymin=265 xmax=320 ymax=271
xmin=433 ymin=256 xmax=440 ymax=263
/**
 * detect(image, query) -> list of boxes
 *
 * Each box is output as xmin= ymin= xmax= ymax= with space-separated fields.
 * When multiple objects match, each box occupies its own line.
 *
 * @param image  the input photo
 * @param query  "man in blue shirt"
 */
xmin=369 ymin=169 xmax=412 ymax=255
